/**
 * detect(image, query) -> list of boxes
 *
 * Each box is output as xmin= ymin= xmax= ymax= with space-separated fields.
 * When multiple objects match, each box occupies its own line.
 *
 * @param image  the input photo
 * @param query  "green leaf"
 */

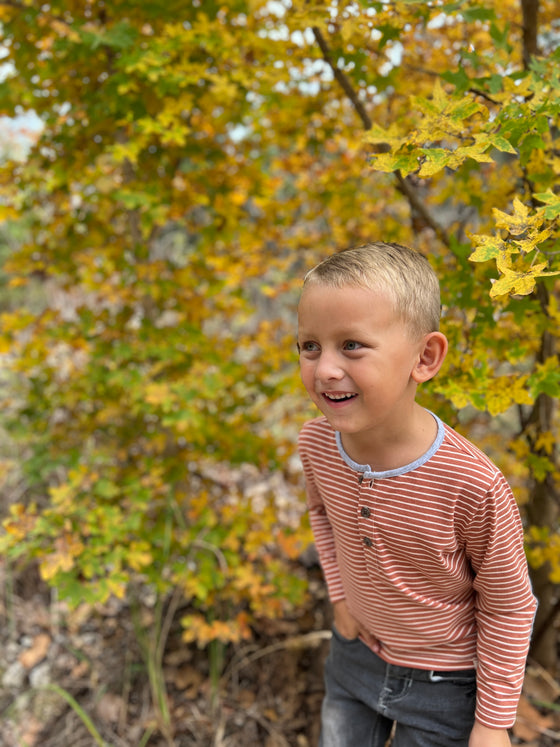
xmin=534 ymin=191 xmax=560 ymax=220
xmin=487 ymin=73 xmax=504 ymax=94
xmin=369 ymin=151 xmax=419 ymax=176
xmin=94 ymin=479 xmax=120 ymax=499
xmin=486 ymin=133 xmax=517 ymax=154
xmin=519 ymin=132 xmax=546 ymax=165
xmin=418 ymin=148 xmax=452 ymax=177
xmin=469 ymin=236 xmax=504 ymax=262
xmin=462 ymin=7 xmax=495 ymax=22
xmin=490 ymin=22 xmax=512 ymax=51
xmin=377 ymin=23 xmax=401 ymax=49
xmin=441 ymin=68 xmax=471 ymax=94
xmin=80 ymin=21 xmax=137 ymax=51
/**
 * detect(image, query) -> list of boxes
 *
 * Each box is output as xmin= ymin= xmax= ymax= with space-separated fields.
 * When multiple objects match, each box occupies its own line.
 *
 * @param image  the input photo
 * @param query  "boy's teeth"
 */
xmin=326 ymin=393 xmax=355 ymax=400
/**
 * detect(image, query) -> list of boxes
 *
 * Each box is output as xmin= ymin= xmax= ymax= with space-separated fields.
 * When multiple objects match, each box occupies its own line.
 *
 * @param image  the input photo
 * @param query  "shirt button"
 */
xmin=360 ymin=507 xmax=371 ymax=518
xmin=363 ymin=537 xmax=373 ymax=548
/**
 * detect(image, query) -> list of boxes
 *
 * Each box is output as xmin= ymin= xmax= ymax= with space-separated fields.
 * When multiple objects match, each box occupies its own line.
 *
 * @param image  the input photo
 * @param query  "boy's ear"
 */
xmin=412 ymin=332 xmax=448 ymax=383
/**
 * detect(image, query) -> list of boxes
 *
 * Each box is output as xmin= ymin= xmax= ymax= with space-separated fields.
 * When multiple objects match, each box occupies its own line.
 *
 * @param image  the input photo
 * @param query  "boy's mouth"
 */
xmin=322 ymin=392 xmax=358 ymax=402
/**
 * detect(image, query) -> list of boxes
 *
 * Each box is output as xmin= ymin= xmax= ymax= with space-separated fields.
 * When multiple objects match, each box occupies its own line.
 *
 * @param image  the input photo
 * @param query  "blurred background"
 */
xmin=0 ymin=1 xmax=559 ymax=744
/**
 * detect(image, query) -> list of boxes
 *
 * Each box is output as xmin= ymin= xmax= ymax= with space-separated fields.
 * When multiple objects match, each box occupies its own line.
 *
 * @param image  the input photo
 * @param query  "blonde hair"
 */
xmin=303 ymin=242 xmax=441 ymax=338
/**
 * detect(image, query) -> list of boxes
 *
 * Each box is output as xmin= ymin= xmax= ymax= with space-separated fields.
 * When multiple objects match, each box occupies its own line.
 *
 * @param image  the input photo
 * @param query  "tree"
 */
xmin=0 ymin=0 xmax=319 ymax=655
xmin=308 ymin=0 xmax=560 ymax=666
xmin=0 ymin=0 xmax=559 ymax=683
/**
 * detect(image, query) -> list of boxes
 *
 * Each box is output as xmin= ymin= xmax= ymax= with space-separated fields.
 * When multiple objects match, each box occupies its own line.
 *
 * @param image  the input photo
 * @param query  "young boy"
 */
xmin=297 ymin=242 xmax=537 ymax=747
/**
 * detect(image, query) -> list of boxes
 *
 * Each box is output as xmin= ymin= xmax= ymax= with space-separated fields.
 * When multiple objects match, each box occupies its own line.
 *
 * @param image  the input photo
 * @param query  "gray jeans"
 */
xmin=320 ymin=627 xmax=477 ymax=747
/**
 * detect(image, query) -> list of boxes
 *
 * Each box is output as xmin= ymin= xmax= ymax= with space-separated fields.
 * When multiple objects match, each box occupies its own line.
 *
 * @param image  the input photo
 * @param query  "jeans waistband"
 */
xmin=363 ymin=646 xmax=476 ymax=683
xmin=331 ymin=628 xmax=477 ymax=683
xmin=426 ymin=668 xmax=476 ymax=682
xmin=383 ymin=660 xmax=476 ymax=683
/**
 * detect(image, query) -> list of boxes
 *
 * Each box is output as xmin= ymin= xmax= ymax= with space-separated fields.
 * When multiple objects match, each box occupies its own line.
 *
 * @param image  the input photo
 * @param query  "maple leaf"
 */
xmin=492 ymin=198 xmax=534 ymax=236
xmin=490 ymin=261 xmax=553 ymax=299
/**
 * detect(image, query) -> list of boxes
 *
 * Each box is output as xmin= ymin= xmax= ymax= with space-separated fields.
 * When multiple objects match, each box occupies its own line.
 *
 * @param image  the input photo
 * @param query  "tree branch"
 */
xmin=311 ymin=25 xmax=450 ymax=247
xmin=521 ymin=0 xmax=540 ymax=69
xmin=312 ymin=26 xmax=372 ymax=130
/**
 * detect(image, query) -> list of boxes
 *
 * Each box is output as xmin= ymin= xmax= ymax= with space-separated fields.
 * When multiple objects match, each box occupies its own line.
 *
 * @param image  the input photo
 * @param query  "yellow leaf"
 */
xmin=492 ymin=198 xmax=534 ymax=235
xmin=39 ymin=533 xmax=84 ymax=581
xmin=485 ymin=375 xmax=532 ymax=415
xmin=107 ymin=577 xmax=127 ymax=599
xmin=536 ymin=431 xmax=556 ymax=455
xmin=49 ymin=483 xmax=74 ymax=507
xmin=2 ymin=503 xmax=37 ymax=541
xmin=145 ymin=383 xmax=172 ymax=406
xmin=490 ymin=261 xmax=559 ymax=299
xmin=51 ymin=19 xmax=81 ymax=42
xmin=0 ymin=205 xmax=19 ymax=221
xmin=490 ymin=270 xmax=535 ymax=299
xmin=364 ymin=123 xmax=408 ymax=150
xmin=8 ymin=277 xmax=28 ymax=287
xmin=547 ymin=295 xmax=560 ymax=325
xmin=128 ymin=542 xmax=153 ymax=571
xmin=468 ymin=234 xmax=504 ymax=263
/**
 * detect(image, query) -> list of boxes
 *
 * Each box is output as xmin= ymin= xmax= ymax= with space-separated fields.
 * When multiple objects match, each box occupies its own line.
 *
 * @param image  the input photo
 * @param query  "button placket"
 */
xmin=358 ymin=479 xmax=374 ymax=550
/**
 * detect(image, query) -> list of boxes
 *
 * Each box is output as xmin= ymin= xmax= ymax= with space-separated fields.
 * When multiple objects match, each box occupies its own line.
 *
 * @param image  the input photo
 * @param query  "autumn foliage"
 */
xmin=0 ymin=0 xmax=559 ymax=672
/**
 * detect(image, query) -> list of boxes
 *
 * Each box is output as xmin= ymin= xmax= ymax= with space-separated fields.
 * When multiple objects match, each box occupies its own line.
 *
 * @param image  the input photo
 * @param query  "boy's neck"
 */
xmin=339 ymin=405 xmax=437 ymax=472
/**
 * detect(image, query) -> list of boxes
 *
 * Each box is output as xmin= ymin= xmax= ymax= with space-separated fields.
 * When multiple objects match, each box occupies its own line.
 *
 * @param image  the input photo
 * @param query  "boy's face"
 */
xmin=297 ymin=282 xmax=425 ymax=440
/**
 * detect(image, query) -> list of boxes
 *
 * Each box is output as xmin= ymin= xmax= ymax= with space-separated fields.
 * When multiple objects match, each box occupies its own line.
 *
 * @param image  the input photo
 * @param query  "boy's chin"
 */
xmin=322 ymin=414 xmax=358 ymax=433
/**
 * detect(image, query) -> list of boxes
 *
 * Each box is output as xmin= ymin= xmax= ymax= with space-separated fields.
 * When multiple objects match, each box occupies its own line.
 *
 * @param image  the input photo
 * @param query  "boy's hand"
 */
xmin=468 ymin=722 xmax=511 ymax=746
xmin=332 ymin=599 xmax=361 ymax=639
xmin=332 ymin=600 xmax=380 ymax=651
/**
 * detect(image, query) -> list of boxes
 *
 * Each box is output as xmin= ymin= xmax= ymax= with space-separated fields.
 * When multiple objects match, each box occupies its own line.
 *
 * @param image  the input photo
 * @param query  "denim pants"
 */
xmin=320 ymin=627 xmax=477 ymax=747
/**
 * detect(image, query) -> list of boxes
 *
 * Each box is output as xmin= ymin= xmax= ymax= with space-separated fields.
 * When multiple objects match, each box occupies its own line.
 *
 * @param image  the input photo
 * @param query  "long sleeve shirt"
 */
xmin=298 ymin=413 xmax=537 ymax=729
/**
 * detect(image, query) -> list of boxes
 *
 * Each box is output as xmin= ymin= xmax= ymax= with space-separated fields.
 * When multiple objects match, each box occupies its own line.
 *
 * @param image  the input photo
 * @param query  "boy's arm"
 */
xmin=466 ymin=475 xmax=537 ymax=730
xmin=298 ymin=443 xmax=346 ymax=603
xmin=469 ymin=722 xmax=511 ymax=746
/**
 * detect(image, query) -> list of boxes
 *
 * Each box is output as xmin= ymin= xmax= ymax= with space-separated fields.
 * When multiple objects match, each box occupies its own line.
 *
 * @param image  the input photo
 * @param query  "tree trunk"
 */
xmin=518 ymin=0 xmax=558 ymax=671
xmin=523 ymin=284 xmax=559 ymax=670
xmin=525 ymin=473 xmax=559 ymax=669
xmin=521 ymin=0 xmax=540 ymax=68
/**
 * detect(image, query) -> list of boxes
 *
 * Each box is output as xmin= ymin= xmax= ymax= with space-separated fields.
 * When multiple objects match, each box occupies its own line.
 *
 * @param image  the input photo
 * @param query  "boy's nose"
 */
xmin=315 ymin=351 xmax=344 ymax=382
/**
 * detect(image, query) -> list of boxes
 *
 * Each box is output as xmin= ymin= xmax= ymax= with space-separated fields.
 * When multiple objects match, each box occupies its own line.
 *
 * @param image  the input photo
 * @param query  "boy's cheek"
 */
xmin=299 ymin=364 xmax=314 ymax=391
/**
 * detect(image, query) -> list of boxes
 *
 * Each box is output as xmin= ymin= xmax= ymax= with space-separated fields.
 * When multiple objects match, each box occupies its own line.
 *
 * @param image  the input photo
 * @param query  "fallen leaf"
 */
xmin=95 ymin=692 xmax=126 ymax=724
xmin=19 ymin=633 xmax=51 ymax=669
xmin=513 ymin=694 xmax=555 ymax=742
xmin=169 ymin=665 xmax=203 ymax=696
xmin=19 ymin=716 xmax=43 ymax=747
xmin=524 ymin=662 xmax=560 ymax=702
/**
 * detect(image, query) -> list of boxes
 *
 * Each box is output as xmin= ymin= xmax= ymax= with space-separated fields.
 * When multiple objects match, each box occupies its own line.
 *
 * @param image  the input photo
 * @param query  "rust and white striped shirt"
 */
xmin=298 ymin=414 xmax=537 ymax=729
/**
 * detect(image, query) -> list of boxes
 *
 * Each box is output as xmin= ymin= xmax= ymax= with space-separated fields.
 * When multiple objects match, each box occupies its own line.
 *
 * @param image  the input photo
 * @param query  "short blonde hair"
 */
xmin=303 ymin=242 xmax=441 ymax=338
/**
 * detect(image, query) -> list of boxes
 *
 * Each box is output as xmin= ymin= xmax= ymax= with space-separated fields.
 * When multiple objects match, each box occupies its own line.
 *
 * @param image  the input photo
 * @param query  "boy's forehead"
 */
xmin=298 ymin=281 xmax=393 ymax=310
xmin=297 ymin=282 xmax=400 ymax=329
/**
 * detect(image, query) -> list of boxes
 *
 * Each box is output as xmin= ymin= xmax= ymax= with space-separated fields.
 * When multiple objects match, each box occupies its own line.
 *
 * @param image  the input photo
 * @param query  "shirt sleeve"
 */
xmin=298 ymin=435 xmax=346 ymax=603
xmin=465 ymin=473 xmax=537 ymax=729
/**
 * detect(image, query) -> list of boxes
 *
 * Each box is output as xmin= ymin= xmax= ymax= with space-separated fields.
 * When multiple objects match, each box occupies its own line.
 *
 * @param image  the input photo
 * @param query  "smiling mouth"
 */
xmin=322 ymin=392 xmax=358 ymax=402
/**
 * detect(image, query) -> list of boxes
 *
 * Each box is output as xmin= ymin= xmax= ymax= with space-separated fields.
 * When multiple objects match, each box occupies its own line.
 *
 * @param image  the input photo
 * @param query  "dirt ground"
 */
xmin=1 ymin=562 xmax=559 ymax=747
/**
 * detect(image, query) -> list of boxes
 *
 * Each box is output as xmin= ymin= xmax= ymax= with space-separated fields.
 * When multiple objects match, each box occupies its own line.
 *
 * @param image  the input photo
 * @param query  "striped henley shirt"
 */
xmin=298 ymin=413 xmax=537 ymax=729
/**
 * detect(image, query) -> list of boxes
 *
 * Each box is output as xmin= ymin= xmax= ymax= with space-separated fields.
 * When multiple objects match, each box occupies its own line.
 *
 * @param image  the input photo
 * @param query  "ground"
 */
xmin=1 ymin=562 xmax=559 ymax=747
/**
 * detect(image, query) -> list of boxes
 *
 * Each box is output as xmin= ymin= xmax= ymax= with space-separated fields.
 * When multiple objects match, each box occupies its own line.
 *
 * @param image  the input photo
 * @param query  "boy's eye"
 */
xmin=344 ymin=340 xmax=363 ymax=351
xmin=299 ymin=341 xmax=319 ymax=352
